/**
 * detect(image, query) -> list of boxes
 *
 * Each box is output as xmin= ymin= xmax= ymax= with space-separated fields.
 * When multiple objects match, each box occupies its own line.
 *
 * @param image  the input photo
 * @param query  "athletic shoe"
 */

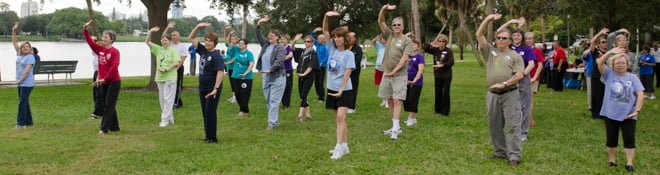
xmin=159 ymin=121 xmax=169 ymax=128
xmin=405 ymin=118 xmax=417 ymax=126
xmin=168 ymin=118 xmax=175 ymax=125
xmin=382 ymin=128 xmax=402 ymax=135
xmin=347 ymin=109 xmax=355 ymax=114
xmin=650 ymin=95 xmax=656 ymax=100
xmin=390 ymin=129 xmax=399 ymax=140
xmin=330 ymin=145 xmax=349 ymax=160
xmin=379 ymin=101 xmax=386 ymax=107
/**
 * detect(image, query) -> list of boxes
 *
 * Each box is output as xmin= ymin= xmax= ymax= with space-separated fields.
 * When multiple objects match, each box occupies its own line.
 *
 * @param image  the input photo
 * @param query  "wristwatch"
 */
xmin=502 ymin=81 xmax=508 ymax=87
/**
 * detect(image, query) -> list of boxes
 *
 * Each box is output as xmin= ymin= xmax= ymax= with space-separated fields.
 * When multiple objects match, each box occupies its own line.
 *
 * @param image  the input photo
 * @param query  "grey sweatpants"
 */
xmin=519 ymin=75 xmax=532 ymax=137
xmin=486 ymin=90 xmax=523 ymax=161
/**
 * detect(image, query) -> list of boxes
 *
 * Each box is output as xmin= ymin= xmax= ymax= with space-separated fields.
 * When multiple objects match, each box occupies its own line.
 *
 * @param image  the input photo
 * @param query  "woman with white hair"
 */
xmin=596 ymin=48 xmax=645 ymax=173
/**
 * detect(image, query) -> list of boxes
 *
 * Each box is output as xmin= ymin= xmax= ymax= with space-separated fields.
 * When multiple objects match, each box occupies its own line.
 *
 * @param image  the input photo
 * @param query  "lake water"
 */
xmin=0 ymin=42 xmax=266 ymax=81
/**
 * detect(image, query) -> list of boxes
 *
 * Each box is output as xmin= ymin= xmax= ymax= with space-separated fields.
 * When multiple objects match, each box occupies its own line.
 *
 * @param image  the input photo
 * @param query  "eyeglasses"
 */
xmin=496 ymin=36 xmax=510 ymax=41
xmin=392 ymin=24 xmax=402 ymax=27
xmin=438 ymin=40 xmax=447 ymax=43
xmin=600 ymin=41 xmax=607 ymax=44
xmin=304 ymin=40 xmax=313 ymax=43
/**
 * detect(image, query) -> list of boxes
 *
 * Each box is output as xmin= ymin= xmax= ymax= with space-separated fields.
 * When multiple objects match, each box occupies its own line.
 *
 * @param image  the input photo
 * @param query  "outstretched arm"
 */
xmin=145 ymin=26 xmax=160 ymax=47
xmin=585 ymin=28 xmax=608 ymax=57
xmin=322 ymin=11 xmax=340 ymax=38
xmin=256 ymin=16 xmax=270 ymax=46
xmin=161 ymin=21 xmax=175 ymax=39
xmin=496 ymin=17 xmax=525 ymax=32
xmin=189 ymin=22 xmax=210 ymax=49
xmin=378 ymin=4 xmax=396 ymax=33
xmin=597 ymin=47 xmax=625 ymax=75
xmin=476 ymin=14 xmax=502 ymax=50
xmin=12 ymin=22 xmax=19 ymax=53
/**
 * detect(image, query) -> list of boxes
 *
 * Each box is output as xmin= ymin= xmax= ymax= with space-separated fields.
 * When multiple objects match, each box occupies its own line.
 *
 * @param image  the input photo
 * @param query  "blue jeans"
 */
xmin=262 ymin=73 xmax=285 ymax=126
xmin=17 ymin=86 xmax=34 ymax=126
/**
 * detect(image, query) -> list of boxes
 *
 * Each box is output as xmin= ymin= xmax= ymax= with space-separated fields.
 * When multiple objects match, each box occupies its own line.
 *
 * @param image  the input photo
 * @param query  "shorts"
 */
xmin=378 ymin=74 xmax=408 ymax=100
xmin=325 ymin=89 xmax=354 ymax=110
xmin=531 ymin=80 xmax=540 ymax=93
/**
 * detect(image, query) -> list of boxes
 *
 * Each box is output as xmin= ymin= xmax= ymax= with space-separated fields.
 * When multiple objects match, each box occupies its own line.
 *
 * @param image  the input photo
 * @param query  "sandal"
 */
xmin=89 ymin=114 xmax=99 ymax=120
xmin=296 ymin=115 xmax=305 ymax=122
xmin=97 ymin=130 xmax=105 ymax=137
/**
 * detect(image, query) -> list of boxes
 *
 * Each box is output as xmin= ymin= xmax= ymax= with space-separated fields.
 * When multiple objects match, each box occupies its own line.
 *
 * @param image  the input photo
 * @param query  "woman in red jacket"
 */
xmin=83 ymin=20 xmax=121 ymax=136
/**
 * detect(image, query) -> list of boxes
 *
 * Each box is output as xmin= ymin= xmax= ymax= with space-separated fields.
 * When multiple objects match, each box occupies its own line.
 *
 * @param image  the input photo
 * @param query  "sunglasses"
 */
xmin=438 ymin=40 xmax=447 ymax=43
xmin=496 ymin=36 xmax=510 ymax=41
xmin=304 ymin=40 xmax=313 ymax=43
xmin=392 ymin=24 xmax=402 ymax=27
xmin=600 ymin=41 xmax=607 ymax=44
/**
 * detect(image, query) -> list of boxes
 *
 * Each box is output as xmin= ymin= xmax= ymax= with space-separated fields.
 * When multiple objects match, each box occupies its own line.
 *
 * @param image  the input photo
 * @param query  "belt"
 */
xmin=489 ymin=87 xmax=518 ymax=95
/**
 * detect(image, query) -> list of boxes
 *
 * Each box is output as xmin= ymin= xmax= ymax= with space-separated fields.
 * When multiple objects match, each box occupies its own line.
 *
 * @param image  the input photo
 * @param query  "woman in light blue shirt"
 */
xmin=12 ymin=22 xmax=36 ymax=128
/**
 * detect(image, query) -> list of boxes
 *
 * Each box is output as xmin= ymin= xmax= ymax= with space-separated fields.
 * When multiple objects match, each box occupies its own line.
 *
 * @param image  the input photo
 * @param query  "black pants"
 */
xmin=199 ymin=87 xmax=221 ymax=140
xmin=655 ymin=65 xmax=660 ymax=88
xmin=92 ymin=71 xmax=104 ymax=116
xmin=349 ymin=69 xmax=360 ymax=109
xmin=313 ymin=68 xmax=326 ymax=101
xmin=604 ymin=118 xmax=636 ymax=148
xmin=235 ymin=79 xmax=252 ymax=113
xmin=190 ymin=59 xmax=197 ymax=76
xmin=640 ymin=75 xmax=655 ymax=93
xmin=174 ymin=66 xmax=184 ymax=107
xmin=552 ymin=63 xmax=567 ymax=91
xmin=434 ymin=76 xmax=452 ymax=115
xmin=298 ymin=75 xmax=314 ymax=107
xmin=404 ymin=85 xmax=422 ymax=113
xmin=99 ymin=81 xmax=120 ymax=132
xmin=228 ymin=69 xmax=236 ymax=94
xmin=590 ymin=76 xmax=605 ymax=119
xmin=282 ymin=70 xmax=293 ymax=107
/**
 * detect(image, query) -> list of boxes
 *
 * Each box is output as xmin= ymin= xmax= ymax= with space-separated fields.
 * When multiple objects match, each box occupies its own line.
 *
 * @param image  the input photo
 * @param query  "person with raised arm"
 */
xmin=161 ymin=21 xmax=189 ymax=109
xmin=310 ymin=27 xmax=329 ymax=102
xmin=524 ymin=32 xmax=543 ymax=126
xmin=596 ymin=48 xmax=644 ymax=173
xmin=255 ymin=15 xmax=287 ymax=130
xmin=290 ymin=33 xmax=319 ymax=121
xmin=423 ymin=33 xmax=454 ymax=116
xmin=371 ymin=35 xmax=389 ymax=108
xmin=281 ymin=33 xmax=295 ymax=109
xmin=231 ymin=39 xmax=255 ymax=117
xmin=223 ymin=28 xmax=239 ymax=103
xmin=346 ymin=32 xmax=363 ymax=114
xmin=476 ymin=14 xmax=525 ymax=166
xmin=145 ymin=26 xmax=181 ymax=127
xmin=12 ymin=22 xmax=36 ymax=128
xmin=497 ymin=17 xmax=536 ymax=140
xmin=83 ymin=20 xmax=121 ymax=136
xmin=189 ymin=22 xmax=226 ymax=143
xmin=587 ymin=28 xmax=611 ymax=119
xmin=377 ymin=4 xmax=414 ymax=140
xmin=321 ymin=11 xmax=355 ymax=160
xmin=402 ymin=39 xmax=425 ymax=126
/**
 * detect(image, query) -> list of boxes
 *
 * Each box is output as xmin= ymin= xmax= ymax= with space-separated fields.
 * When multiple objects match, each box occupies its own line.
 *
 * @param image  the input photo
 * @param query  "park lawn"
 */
xmin=0 ymin=53 xmax=658 ymax=174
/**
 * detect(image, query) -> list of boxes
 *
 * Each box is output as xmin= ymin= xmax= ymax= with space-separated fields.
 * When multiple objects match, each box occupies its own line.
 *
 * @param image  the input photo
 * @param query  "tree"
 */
xmin=0 ymin=11 xmax=19 ymax=37
xmin=434 ymin=0 xmax=484 ymax=65
xmin=0 ymin=2 xmax=10 ymax=12
xmin=110 ymin=20 xmax=127 ymax=34
xmin=47 ymin=7 xmax=110 ymax=38
xmin=21 ymin=14 xmax=51 ymax=35
xmin=200 ymin=15 xmax=225 ymax=34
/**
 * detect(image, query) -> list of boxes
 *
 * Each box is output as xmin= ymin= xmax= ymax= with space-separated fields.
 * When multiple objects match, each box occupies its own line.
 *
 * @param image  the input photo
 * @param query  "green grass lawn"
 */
xmin=0 ymin=54 xmax=658 ymax=174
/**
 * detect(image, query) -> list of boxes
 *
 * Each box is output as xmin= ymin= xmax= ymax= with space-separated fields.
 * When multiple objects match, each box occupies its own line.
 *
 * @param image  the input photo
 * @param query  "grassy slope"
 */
xmin=0 ymin=48 xmax=658 ymax=174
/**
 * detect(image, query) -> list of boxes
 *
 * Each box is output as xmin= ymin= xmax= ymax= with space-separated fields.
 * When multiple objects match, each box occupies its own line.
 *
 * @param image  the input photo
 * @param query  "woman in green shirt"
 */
xmin=145 ymin=26 xmax=181 ymax=128
xmin=231 ymin=39 xmax=255 ymax=116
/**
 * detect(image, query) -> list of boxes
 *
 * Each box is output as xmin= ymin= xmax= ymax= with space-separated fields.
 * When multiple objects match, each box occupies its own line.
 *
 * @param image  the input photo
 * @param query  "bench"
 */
xmin=33 ymin=60 xmax=78 ymax=84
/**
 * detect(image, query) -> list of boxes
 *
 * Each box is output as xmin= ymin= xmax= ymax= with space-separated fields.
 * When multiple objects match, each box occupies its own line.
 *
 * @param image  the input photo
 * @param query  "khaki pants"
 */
xmin=486 ymin=90 xmax=523 ymax=161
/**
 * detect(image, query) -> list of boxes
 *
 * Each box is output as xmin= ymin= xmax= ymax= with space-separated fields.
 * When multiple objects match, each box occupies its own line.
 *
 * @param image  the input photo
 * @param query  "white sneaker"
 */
xmin=384 ymin=102 xmax=389 ymax=108
xmin=330 ymin=146 xmax=348 ymax=160
xmin=650 ymin=95 xmax=657 ymax=100
xmin=168 ymin=118 xmax=175 ymax=125
xmin=405 ymin=119 xmax=417 ymax=126
xmin=227 ymin=96 xmax=237 ymax=103
xmin=379 ymin=101 xmax=386 ymax=107
xmin=347 ymin=109 xmax=355 ymax=114
xmin=382 ymin=128 xmax=402 ymax=135
xmin=390 ymin=129 xmax=399 ymax=140
xmin=159 ymin=121 xmax=169 ymax=127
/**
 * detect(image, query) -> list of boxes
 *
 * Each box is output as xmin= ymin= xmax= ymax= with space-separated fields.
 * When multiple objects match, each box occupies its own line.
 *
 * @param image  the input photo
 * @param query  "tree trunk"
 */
xmin=540 ymin=16 xmax=546 ymax=43
xmin=457 ymin=10 xmax=483 ymax=66
xmin=143 ymin=0 xmax=174 ymax=90
xmin=448 ymin=28 xmax=453 ymax=50
xmin=410 ymin=0 xmax=421 ymax=42
xmin=241 ymin=3 xmax=248 ymax=39
xmin=85 ymin=0 xmax=97 ymax=36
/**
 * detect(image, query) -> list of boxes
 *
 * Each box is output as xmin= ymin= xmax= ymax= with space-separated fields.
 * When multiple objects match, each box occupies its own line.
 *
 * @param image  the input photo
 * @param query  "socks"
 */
xmin=392 ymin=119 xmax=400 ymax=130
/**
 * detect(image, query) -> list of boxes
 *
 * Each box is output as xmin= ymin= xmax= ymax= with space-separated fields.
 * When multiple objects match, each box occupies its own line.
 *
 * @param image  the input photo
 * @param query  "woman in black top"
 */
xmin=291 ymin=34 xmax=319 ymax=121
xmin=423 ymin=34 xmax=454 ymax=116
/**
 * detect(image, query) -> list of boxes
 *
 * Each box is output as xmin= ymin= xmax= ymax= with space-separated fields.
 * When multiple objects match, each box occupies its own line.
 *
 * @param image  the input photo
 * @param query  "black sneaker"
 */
xmin=625 ymin=165 xmax=634 ymax=172
xmin=608 ymin=162 xmax=617 ymax=167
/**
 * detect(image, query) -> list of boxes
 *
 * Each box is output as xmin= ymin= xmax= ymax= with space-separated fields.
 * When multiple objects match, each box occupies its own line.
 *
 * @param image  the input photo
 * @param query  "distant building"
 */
xmin=20 ymin=0 xmax=38 ymax=17
xmin=170 ymin=3 xmax=183 ymax=19
xmin=232 ymin=15 xmax=243 ymax=26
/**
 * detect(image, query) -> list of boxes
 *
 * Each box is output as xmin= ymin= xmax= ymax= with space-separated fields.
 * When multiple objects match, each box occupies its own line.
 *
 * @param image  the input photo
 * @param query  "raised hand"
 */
xmin=196 ymin=22 xmax=211 ymax=28
xmin=517 ymin=17 xmax=526 ymax=26
xmin=599 ymin=28 xmax=610 ymax=35
xmin=313 ymin=27 xmax=322 ymax=32
xmin=167 ymin=21 xmax=176 ymax=29
xmin=383 ymin=3 xmax=396 ymax=10
xmin=325 ymin=11 xmax=340 ymax=17
xmin=294 ymin=33 xmax=303 ymax=40
xmin=83 ymin=20 xmax=93 ymax=29
xmin=257 ymin=15 xmax=270 ymax=25
xmin=149 ymin=26 xmax=160 ymax=32
xmin=12 ymin=22 xmax=18 ymax=31
xmin=489 ymin=14 xmax=503 ymax=20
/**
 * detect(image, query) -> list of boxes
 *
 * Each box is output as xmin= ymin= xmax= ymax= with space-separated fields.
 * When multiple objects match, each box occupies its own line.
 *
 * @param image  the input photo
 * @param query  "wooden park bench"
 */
xmin=33 ymin=60 xmax=78 ymax=85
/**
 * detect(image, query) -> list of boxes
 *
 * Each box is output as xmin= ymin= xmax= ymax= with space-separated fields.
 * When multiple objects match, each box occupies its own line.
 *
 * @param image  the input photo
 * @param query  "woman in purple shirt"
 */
xmin=597 ymin=48 xmax=645 ymax=173
xmin=281 ymin=34 xmax=294 ymax=108
xmin=403 ymin=40 xmax=424 ymax=126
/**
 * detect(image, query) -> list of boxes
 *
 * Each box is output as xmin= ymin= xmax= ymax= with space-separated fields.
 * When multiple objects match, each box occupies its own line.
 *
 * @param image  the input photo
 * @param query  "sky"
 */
xmin=1 ymin=0 xmax=249 ymax=22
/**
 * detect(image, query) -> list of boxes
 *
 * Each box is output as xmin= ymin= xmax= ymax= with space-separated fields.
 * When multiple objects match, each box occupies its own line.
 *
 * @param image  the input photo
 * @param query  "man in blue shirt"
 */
xmin=188 ymin=45 xmax=197 ymax=75
xmin=638 ymin=46 xmax=656 ymax=99
xmin=311 ymin=28 xmax=329 ymax=102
